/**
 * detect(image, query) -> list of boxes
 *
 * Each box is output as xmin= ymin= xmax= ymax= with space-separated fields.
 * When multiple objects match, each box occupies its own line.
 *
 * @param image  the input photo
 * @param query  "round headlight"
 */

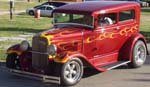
xmin=20 ymin=40 xmax=30 ymax=51
xmin=47 ymin=44 xmax=57 ymax=55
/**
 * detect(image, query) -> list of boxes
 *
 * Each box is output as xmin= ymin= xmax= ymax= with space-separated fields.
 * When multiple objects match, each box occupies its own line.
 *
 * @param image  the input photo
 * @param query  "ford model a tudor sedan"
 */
xmin=6 ymin=1 xmax=149 ymax=86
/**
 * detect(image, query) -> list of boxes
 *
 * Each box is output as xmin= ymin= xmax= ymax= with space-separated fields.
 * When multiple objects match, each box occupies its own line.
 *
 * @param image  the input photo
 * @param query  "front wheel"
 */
xmin=128 ymin=40 xmax=147 ymax=68
xmin=61 ymin=58 xmax=83 ymax=86
xmin=6 ymin=53 xmax=21 ymax=69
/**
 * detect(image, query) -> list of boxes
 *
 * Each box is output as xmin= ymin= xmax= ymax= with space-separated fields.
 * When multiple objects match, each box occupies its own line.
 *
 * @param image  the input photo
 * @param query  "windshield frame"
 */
xmin=53 ymin=12 xmax=95 ymax=29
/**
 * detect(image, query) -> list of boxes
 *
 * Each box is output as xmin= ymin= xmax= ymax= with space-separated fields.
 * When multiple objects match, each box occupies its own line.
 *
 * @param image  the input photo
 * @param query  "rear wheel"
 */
xmin=128 ymin=40 xmax=146 ymax=68
xmin=61 ymin=58 xmax=83 ymax=86
xmin=6 ymin=53 xmax=21 ymax=69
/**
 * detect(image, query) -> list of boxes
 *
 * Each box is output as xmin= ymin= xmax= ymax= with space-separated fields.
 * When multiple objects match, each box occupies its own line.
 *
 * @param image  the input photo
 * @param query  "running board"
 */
xmin=101 ymin=61 xmax=130 ymax=70
xmin=9 ymin=69 xmax=60 ymax=84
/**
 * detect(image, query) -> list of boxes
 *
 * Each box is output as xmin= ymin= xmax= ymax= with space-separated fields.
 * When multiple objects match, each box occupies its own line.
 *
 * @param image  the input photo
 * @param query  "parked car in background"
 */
xmin=33 ymin=1 xmax=68 ymax=9
xmin=26 ymin=5 xmax=55 ymax=17
xmin=39 ymin=1 xmax=68 ymax=7
xmin=26 ymin=2 xmax=68 ymax=17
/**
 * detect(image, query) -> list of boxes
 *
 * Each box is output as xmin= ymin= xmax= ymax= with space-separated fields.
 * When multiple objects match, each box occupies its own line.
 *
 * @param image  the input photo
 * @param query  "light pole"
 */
xmin=10 ymin=0 xmax=14 ymax=20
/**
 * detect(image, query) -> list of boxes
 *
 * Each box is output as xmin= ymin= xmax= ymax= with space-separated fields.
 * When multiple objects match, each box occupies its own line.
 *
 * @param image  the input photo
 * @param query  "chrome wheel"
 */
xmin=134 ymin=44 xmax=146 ymax=65
xmin=61 ymin=58 xmax=83 ymax=86
xmin=128 ymin=40 xmax=146 ymax=68
xmin=64 ymin=61 xmax=81 ymax=83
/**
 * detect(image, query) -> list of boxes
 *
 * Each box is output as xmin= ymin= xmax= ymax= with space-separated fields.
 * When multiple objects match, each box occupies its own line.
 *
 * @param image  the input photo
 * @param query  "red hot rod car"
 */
xmin=6 ymin=1 xmax=149 ymax=86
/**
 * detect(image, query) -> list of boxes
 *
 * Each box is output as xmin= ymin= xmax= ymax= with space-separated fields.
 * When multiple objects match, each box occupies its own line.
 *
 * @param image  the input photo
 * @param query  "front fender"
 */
xmin=53 ymin=51 xmax=87 ymax=63
xmin=7 ymin=44 xmax=22 ymax=55
xmin=53 ymin=51 xmax=106 ymax=71
xmin=119 ymin=33 xmax=148 ymax=61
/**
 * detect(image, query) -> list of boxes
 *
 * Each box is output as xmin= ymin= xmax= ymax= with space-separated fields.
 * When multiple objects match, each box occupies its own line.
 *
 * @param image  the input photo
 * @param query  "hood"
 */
xmin=37 ymin=26 xmax=87 ymax=53
xmin=33 ymin=26 xmax=92 ymax=53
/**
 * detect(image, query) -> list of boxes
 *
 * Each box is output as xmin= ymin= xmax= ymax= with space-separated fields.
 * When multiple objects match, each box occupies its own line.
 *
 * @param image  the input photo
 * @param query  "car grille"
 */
xmin=32 ymin=36 xmax=49 ymax=69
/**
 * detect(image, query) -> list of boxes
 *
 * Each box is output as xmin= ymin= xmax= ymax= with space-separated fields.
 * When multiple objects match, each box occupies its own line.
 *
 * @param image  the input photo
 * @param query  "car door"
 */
xmin=37 ymin=6 xmax=46 ymax=16
xmin=90 ymin=13 xmax=122 ymax=66
xmin=45 ymin=6 xmax=54 ymax=17
xmin=117 ymin=9 xmax=137 ymax=60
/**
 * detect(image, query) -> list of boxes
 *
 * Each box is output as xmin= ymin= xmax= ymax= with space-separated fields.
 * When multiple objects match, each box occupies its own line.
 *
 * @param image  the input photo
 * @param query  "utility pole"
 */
xmin=27 ymin=0 xmax=31 ymax=2
xmin=10 ymin=0 xmax=14 ymax=20
xmin=38 ymin=0 xmax=41 ymax=2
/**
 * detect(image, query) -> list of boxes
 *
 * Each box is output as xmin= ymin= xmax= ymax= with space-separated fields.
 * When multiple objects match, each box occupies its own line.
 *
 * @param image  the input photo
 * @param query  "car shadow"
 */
xmin=115 ymin=55 xmax=150 ymax=70
xmin=0 ymin=61 xmax=99 ymax=87
xmin=82 ymin=68 xmax=100 ymax=78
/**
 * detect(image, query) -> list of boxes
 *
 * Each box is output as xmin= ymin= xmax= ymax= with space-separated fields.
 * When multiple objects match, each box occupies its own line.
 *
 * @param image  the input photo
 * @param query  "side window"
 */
xmin=37 ymin=7 xmax=46 ymax=10
xmin=46 ymin=7 xmax=53 ymax=10
xmin=119 ymin=10 xmax=135 ymax=22
xmin=98 ymin=13 xmax=117 ymax=26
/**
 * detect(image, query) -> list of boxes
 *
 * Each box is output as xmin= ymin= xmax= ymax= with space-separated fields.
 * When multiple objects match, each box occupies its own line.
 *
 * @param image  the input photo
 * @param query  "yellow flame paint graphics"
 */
xmin=40 ymin=28 xmax=80 ymax=45
xmin=85 ymin=25 xmax=138 ymax=43
xmin=54 ymin=56 xmax=69 ymax=63
xmin=40 ymin=33 xmax=54 ymax=59
xmin=54 ymin=51 xmax=73 ymax=63
xmin=40 ymin=32 xmax=54 ymax=45
xmin=39 ymin=28 xmax=81 ymax=61
xmin=7 ymin=50 xmax=22 ymax=55
xmin=59 ymin=29 xmax=79 ymax=36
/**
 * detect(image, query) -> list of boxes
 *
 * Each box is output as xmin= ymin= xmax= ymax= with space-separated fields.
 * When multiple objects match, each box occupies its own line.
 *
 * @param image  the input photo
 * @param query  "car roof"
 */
xmin=38 ymin=5 xmax=55 ymax=8
xmin=44 ymin=1 xmax=67 ymax=4
xmin=42 ymin=1 xmax=68 ymax=7
xmin=53 ymin=1 xmax=139 ymax=15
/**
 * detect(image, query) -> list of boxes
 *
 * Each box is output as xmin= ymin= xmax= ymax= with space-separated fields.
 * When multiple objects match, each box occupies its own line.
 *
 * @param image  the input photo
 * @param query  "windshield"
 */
xmin=53 ymin=13 xmax=94 ymax=28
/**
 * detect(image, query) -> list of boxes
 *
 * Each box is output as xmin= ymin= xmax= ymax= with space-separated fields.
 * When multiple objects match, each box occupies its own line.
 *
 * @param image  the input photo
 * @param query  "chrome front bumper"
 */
xmin=9 ymin=69 xmax=60 ymax=84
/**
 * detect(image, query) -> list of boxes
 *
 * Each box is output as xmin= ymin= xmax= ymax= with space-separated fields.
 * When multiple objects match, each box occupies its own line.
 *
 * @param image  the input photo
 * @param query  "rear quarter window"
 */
xmin=119 ymin=10 xmax=135 ymax=22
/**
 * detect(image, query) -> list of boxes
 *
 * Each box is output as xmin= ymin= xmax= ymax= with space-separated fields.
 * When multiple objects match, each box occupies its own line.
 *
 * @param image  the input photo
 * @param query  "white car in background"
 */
xmin=26 ymin=5 xmax=55 ymax=17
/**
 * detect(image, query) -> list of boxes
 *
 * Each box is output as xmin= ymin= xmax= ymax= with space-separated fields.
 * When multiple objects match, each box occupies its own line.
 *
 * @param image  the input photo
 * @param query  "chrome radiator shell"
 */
xmin=32 ymin=36 xmax=49 ymax=69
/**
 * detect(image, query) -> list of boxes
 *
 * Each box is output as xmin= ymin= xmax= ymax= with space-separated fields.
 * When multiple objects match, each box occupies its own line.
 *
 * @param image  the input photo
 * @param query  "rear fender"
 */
xmin=119 ymin=33 xmax=149 ymax=61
